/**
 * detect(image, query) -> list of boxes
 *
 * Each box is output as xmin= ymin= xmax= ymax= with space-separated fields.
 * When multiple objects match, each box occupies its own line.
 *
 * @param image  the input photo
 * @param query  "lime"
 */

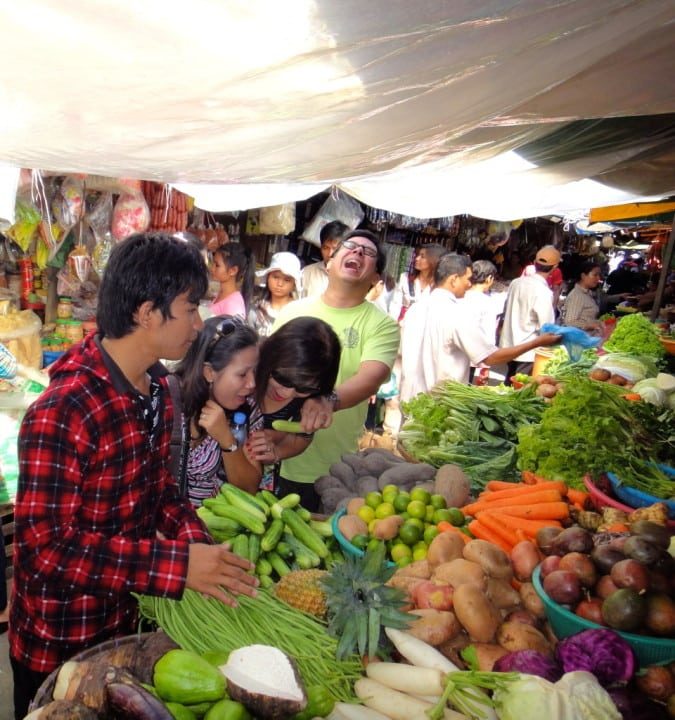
xmin=390 ymin=543 xmax=412 ymax=563
xmin=351 ymin=534 xmax=369 ymax=550
xmin=382 ymin=490 xmax=398 ymax=506
xmin=399 ymin=511 xmax=410 ymax=521
xmin=406 ymin=517 xmax=425 ymax=531
xmin=365 ymin=491 xmax=383 ymax=509
xmin=412 ymin=543 xmax=428 ymax=561
xmin=393 ymin=493 xmax=410 ymax=513
xmin=410 ymin=487 xmax=431 ymax=505
xmin=398 ymin=521 xmax=423 ymax=546
xmin=407 ymin=500 xmax=427 ymax=520
xmin=432 ymin=508 xmax=453 ymax=524
xmin=430 ymin=494 xmax=447 ymax=510
xmin=395 ymin=555 xmax=412 ymax=568
xmin=368 ymin=519 xmax=378 ymax=535
xmin=447 ymin=507 xmax=466 ymax=527
xmin=357 ymin=505 xmax=375 ymax=524
xmin=375 ymin=502 xmax=396 ymax=519
xmin=424 ymin=525 xmax=440 ymax=545
xmin=367 ymin=537 xmax=384 ymax=553
xmin=381 ymin=484 xmax=399 ymax=497
xmin=425 ymin=505 xmax=435 ymax=523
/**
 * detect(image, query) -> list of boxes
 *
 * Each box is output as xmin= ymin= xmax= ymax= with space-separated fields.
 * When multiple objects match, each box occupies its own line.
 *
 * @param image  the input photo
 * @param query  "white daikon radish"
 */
xmin=329 ymin=701 xmax=394 ymax=719
xmin=366 ymin=662 xmax=444 ymax=696
xmin=355 ymin=677 xmax=434 ymax=720
xmin=384 ymin=628 xmax=459 ymax=672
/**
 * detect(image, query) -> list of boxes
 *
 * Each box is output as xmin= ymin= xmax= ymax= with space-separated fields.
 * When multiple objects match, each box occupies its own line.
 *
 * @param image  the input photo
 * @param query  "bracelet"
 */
xmin=220 ymin=442 xmax=238 ymax=453
xmin=325 ymin=390 xmax=339 ymax=411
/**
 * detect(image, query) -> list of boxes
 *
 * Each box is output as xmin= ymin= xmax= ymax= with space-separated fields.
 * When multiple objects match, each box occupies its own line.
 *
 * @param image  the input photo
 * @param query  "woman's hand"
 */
xmin=198 ymin=399 xmax=232 ymax=447
xmin=245 ymin=429 xmax=279 ymax=464
xmin=299 ymin=396 xmax=334 ymax=433
xmin=186 ymin=542 xmax=258 ymax=607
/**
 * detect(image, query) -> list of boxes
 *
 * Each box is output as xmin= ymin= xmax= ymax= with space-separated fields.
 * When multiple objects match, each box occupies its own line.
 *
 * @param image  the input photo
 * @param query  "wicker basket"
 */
xmin=29 ymin=633 xmax=155 ymax=712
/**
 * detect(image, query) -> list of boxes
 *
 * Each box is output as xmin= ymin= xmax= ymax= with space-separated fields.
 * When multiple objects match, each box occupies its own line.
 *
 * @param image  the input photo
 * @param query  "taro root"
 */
xmin=23 ymin=700 xmax=99 ymax=720
xmin=221 ymin=645 xmax=307 ymax=720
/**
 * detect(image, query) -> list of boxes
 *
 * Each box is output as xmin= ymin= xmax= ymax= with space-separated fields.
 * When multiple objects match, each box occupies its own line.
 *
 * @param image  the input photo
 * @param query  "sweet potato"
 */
xmin=434 ymin=465 xmax=471 ymax=509
xmin=360 ymin=453 xmax=402 ymax=478
xmin=468 ymin=643 xmax=510 ymax=671
xmin=432 ymin=558 xmax=486 ymax=590
xmin=356 ymin=475 xmax=380 ymax=496
xmin=319 ymin=486 xmax=352 ymax=514
xmin=377 ymin=462 xmax=435 ymax=490
xmin=315 ymin=475 xmax=348 ymax=495
xmin=372 ymin=515 xmax=404 ymax=540
xmin=340 ymin=453 xmax=367 ymax=475
xmin=346 ymin=497 xmax=366 ymax=515
xmin=452 ymin=584 xmax=501 ymax=643
xmin=329 ymin=461 xmax=358 ymax=491
xmin=463 ymin=539 xmax=513 ymax=580
xmin=407 ymin=609 xmax=461 ymax=646
xmin=337 ymin=514 xmax=368 ymax=541
xmin=496 ymin=621 xmax=553 ymax=656
xmin=360 ymin=447 xmax=405 ymax=463
xmin=427 ymin=532 xmax=465 ymax=569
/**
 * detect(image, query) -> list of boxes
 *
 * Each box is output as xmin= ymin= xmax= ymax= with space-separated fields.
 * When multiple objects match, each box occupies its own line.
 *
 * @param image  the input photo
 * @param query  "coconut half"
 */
xmin=220 ymin=645 xmax=307 ymax=720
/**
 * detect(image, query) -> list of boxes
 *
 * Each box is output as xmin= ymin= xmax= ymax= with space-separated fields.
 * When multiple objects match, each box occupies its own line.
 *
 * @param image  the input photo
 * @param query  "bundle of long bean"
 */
xmin=136 ymin=589 xmax=363 ymax=702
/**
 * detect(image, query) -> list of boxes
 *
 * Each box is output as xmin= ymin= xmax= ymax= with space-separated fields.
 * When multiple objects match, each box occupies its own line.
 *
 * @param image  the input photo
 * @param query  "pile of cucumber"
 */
xmin=197 ymin=484 xmax=343 ymax=586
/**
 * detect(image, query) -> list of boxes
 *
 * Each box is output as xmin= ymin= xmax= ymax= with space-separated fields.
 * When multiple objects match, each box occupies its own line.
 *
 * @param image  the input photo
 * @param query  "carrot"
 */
xmin=485 ymin=480 xmax=525 ymax=492
xmin=566 ymin=488 xmax=590 ymax=508
xmin=520 ymin=470 xmax=551 ymax=484
xmin=484 ymin=510 xmax=563 ymax=537
xmin=478 ymin=481 xmax=568 ymax=503
xmin=604 ymin=522 xmax=630 ymax=533
xmin=462 ymin=489 xmax=564 ymax=516
xmin=468 ymin=519 xmax=512 ymax=553
xmin=515 ymin=528 xmax=528 ymax=543
xmin=622 ymin=393 xmax=642 ymax=401
xmin=487 ymin=502 xmax=570 ymax=521
xmin=437 ymin=521 xmax=471 ymax=544
xmin=474 ymin=512 xmax=519 ymax=548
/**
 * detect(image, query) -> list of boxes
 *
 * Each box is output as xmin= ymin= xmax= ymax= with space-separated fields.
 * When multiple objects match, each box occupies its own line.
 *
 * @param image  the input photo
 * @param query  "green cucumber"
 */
xmin=270 ymin=493 xmax=301 ymax=519
xmin=271 ymin=419 xmax=304 ymax=433
xmin=295 ymin=506 xmax=311 ymax=522
xmin=247 ymin=534 xmax=261 ymax=565
xmin=267 ymin=550 xmax=291 ymax=578
xmin=309 ymin=518 xmax=333 ymax=537
xmin=260 ymin=518 xmax=284 ymax=553
xmin=282 ymin=532 xmax=320 ymax=569
xmin=281 ymin=508 xmax=329 ymax=559
xmin=258 ymin=574 xmax=274 ymax=589
xmin=207 ymin=503 xmax=265 ymax=535
xmin=219 ymin=485 xmax=267 ymax=522
xmin=255 ymin=557 xmax=273 ymax=576
xmin=222 ymin=484 xmax=270 ymax=515
xmin=231 ymin=534 xmax=249 ymax=561
xmin=257 ymin=490 xmax=278 ymax=508
xmin=275 ymin=540 xmax=294 ymax=559
xmin=196 ymin=507 xmax=241 ymax=534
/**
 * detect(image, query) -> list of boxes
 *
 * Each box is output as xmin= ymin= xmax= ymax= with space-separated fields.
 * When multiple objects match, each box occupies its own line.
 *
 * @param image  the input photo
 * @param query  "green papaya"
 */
xmin=204 ymin=698 xmax=252 ymax=720
xmin=154 ymin=649 xmax=227 ymax=705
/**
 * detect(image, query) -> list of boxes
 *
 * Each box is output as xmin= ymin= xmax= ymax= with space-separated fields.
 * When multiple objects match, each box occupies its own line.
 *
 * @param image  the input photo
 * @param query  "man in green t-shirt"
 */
xmin=273 ymin=229 xmax=400 ymax=511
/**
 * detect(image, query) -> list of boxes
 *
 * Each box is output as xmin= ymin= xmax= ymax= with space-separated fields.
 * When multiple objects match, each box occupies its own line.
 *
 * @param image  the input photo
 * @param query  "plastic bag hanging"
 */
xmin=540 ymin=323 xmax=601 ymax=362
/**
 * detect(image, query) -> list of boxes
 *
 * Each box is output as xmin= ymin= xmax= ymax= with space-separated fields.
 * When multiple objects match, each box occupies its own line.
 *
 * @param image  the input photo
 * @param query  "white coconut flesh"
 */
xmin=221 ymin=645 xmax=304 ymax=701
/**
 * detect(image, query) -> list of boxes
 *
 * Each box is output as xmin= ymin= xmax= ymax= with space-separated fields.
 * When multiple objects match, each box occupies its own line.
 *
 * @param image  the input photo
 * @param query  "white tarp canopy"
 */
xmin=1 ymin=0 xmax=674 ymax=220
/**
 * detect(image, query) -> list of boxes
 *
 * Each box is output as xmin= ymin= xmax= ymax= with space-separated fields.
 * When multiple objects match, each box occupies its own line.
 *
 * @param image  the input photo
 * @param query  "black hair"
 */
xmin=212 ymin=243 xmax=256 ymax=312
xmin=435 ymin=253 xmax=472 ymax=285
xmin=96 ymin=232 xmax=208 ymax=338
xmin=339 ymin=228 xmax=387 ymax=275
xmin=255 ymin=317 xmax=340 ymax=404
xmin=320 ymin=220 xmax=349 ymax=246
xmin=471 ymin=259 xmax=497 ymax=284
xmin=173 ymin=315 xmax=259 ymax=426
xmin=410 ymin=243 xmax=445 ymax=282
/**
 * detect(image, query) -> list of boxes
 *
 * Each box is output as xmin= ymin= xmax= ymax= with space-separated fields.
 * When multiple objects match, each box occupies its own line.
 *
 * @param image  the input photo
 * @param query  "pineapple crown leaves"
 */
xmin=321 ymin=544 xmax=413 ymax=660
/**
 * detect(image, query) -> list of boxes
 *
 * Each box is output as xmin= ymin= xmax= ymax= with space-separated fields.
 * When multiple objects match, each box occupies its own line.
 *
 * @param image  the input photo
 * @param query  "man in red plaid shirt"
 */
xmin=9 ymin=233 xmax=258 ymax=718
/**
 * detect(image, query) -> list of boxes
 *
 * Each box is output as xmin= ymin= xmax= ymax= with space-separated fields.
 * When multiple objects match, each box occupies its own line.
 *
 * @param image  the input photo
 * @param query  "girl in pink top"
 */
xmin=210 ymin=243 xmax=255 ymax=318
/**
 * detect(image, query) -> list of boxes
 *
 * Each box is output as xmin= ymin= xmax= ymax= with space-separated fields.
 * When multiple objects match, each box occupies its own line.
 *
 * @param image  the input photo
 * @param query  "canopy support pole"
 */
xmin=650 ymin=214 xmax=675 ymax=322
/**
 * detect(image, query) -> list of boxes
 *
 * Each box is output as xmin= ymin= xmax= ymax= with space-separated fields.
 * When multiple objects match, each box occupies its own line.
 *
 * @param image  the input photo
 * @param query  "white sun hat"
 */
xmin=255 ymin=251 xmax=302 ymax=292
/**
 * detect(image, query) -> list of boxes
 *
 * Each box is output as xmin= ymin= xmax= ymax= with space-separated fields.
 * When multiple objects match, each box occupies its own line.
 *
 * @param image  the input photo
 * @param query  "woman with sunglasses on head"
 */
xmin=244 ymin=316 xmax=341 ymax=509
xmin=173 ymin=315 xmax=262 ymax=506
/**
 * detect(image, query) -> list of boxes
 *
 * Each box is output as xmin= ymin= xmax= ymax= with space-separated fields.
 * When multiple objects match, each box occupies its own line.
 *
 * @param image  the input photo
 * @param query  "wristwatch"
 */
xmin=325 ymin=391 xmax=340 ymax=411
xmin=219 ymin=442 xmax=239 ymax=453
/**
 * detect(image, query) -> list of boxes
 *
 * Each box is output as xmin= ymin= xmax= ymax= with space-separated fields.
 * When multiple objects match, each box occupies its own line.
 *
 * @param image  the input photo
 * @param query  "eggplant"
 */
xmin=106 ymin=682 xmax=174 ymax=720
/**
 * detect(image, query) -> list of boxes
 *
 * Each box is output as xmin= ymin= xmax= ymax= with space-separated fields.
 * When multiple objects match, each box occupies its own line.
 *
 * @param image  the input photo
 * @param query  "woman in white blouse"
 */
xmin=390 ymin=243 xmax=446 ymax=322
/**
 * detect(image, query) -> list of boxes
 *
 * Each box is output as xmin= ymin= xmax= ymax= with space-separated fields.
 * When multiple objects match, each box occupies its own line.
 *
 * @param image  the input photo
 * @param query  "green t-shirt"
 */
xmin=273 ymin=298 xmax=400 ymax=484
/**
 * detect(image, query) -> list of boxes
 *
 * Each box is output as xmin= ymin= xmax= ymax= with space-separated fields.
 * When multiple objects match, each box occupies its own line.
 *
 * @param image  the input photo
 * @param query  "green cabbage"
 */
xmin=593 ymin=352 xmax=658 ymax=383
xmin=632 ymin=378 xmax=668 ymax=406
xmin=494 ymin=671 xmax=620 ymax=720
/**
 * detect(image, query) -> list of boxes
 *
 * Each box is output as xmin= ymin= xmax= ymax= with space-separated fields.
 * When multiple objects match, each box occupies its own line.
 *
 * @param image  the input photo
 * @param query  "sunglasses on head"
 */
xmin=339 ymin=238 xmax=378 ymax=258
xmin=271 ymin=370 xmax=320 ymax=396
xmin=206 ymin=317 xmax=237 ymax=355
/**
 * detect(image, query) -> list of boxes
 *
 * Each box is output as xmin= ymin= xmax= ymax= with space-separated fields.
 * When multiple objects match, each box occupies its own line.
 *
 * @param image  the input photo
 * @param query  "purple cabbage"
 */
xmin=554 ymin=629 xmax=636 ymax=686
xmin=493 ymin=650 xmax=563 ymax=682
xmin=607 ymin=685 xmax=669 ymax=720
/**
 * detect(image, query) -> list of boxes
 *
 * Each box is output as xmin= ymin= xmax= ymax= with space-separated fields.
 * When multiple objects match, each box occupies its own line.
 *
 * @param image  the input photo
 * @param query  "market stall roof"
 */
xmin=0 ymin=1 xmax=674 ymax=220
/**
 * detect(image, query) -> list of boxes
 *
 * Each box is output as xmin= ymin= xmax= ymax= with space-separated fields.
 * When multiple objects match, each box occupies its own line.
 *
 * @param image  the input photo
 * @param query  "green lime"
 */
xmin=374 ymin=502 xmax=396 ymax=519
xmin=412 ymin=543 xmax=428 ymax=561
xmin=357 ymin=505 xmax=375 ymax=524
xmin=407 ymin=500 xmax=427 ymax=520
xmin=399 ymin=511 xmax=410 ymax=521
xmin=381 ymin=483 xmax=399 ymax=497
xmin=406 ymin=517 xmax=425 ymax=531
xmin=365 ymin=491 xmax=383 ymax=509
xmin=433 ymin=508 xmax=453 ymax=524
xmin=410 ymin=487 xmax=431 ymax=505
xmin=425 ymin=505 xmax=435 ymax=523
xmin=351 ymin=534 xmax=369 ymax=550
xmin=447 ymin=507 xmax=466 ymax=526
xmin=382 ymin=489 xmax=398 ymax=505
xmin=393 ymin=493 xmax=410 ymax=513
xmin=398 ymin=522 xmax=423 ymax=546
xmin=390 ymin=543 xmax=413 ymax=563
xmin=424 ymin=525 xmax=440 ymax=545
xmin=395 ymin=555 xmax=412 ymax=568
xmin=430 ymin=494 xmax=447 ymax=510
xmin=367 ymin=537 xmax=384 ymax=553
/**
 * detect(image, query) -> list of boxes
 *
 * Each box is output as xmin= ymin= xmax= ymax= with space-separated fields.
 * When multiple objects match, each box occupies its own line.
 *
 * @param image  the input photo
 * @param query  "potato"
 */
xmin=432 ymin=559 xmax=486 ymax=590
xmin=463 ymin=539 xmax=513 ymax=580
xmin=510 ymin=539 xmax=542 ymax=582
xmin=434 ymin=465 xmax=471 ymax=508
xmin=386 ymin=574 xmax=425 ymax=600
xmin=427 ymin=532 xmax=465 ymax=569
xmin=329 ymin=461 xmax=358 ymax=491
xmin=496 ymin=620 xmax=553 ymax=656
xmin=486 ymin=577 xmax=521 ymax=609
xmin=372 ymin=515 xmax=404 ymax=540
xmin=337 ymin=514 xmax=368 ymax=541
xmin=468 ymin=643 xmax=510 ymax=671
xmin=519 ymin=581 xmax=546 ymax=619
xmin=377 ymin=462 xmax=436 ymax=490
xmin=346 ymin=496 xmax=366 ymax=515
xmin=394 ymin=559 xmax=432 ymax=579
xmin=407 ymin=609 xmax=462 ymax=646
xmin=452 ymin=584 xmax=501 ymax=642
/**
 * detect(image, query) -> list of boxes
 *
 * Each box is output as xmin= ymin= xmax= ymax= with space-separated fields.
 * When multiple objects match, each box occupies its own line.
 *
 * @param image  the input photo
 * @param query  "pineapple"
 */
xmin=274 ymin=569 xmax=328 ymax=618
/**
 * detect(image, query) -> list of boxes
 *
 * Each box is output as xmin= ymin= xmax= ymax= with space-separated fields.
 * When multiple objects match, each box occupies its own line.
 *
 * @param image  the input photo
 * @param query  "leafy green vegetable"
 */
xmin=542 ymin=346 xmax=598 ymax=379
xmin=603 ymin=312 xmax=666 ymax=359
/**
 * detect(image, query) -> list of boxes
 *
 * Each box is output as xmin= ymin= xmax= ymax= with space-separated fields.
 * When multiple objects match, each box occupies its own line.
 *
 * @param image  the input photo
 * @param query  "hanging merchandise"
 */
xmin=258 ymin=202 xmax=296 ymax=235
xmin=142 ymin=181 xmax=190 ymax=234
xmin=111 ymin=192 xmax=151 ymax=241
xmin=301 ymin=187 xmax=364 ymax=247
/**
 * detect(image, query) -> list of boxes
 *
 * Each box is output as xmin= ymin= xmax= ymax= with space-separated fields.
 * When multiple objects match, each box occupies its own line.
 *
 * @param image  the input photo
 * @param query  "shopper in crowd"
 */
xmin=9 ymin=233 xmax=258 ymax=719
xmin=499 ymin=244 xmax=561 ymax=380
xmin=209 ymin=242 xmax=256 ymax=318
xmin=245 ymin=317 xmax=341 ymax=499
xmin=561 ymin=260 xmax=605 ymax=333
xmin=249 ymin=251 xmax=302 ymax=337
xmin=172 ymin=316 xmax=261 ymax=506
xmin=522 ymin=250 xmax=564 ymax=314
xmin=401 ymin=253 xmax=560 ymax=396
xmin=301 ymin=220 xmax=349 ymax=298
xmin=0 ymin=514 xmax=6 ymax=635
xmin=390 ymin=242 xmax=446 ymax=322
xmin=273 ymin=229 xmax=400 ymax=511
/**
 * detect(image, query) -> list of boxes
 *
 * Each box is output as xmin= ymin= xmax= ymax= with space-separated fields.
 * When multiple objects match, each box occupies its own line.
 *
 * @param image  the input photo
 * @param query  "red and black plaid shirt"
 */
xmin=9 ymin=334 xmax=211 ymax=673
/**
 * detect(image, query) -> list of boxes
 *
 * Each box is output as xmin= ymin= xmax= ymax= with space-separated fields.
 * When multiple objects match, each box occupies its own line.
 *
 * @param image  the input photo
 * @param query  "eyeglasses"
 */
xmin=271 ymin=370 xmax=320 ymax=396
xmin=206 ymin=317 xmax=237 ymax=355
xmin=340 ymin=239 xmax=378 ymax=258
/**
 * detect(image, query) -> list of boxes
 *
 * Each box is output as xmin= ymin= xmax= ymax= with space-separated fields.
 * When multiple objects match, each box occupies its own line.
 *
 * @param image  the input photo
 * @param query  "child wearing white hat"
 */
xmin=249 ymin=251 xmax=302 ymax=336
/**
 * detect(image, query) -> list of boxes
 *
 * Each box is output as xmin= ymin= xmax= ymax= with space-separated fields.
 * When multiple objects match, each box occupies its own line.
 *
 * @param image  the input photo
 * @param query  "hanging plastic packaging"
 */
xmin=301 ymin=187 xmax=364 ymax=247
xmin=258 ymin=203 xmax=296 ymax=235
xmin=111 ymin=193 xmax=151 ymax=241
xmin=540 ymin=323 xmax=601 ymax=362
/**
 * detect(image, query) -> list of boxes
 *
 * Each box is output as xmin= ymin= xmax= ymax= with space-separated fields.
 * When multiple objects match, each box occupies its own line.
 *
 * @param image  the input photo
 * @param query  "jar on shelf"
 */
xmin=64 ymin=320 xmax=84 ymax=345
xmin=56 ymin=297 xmax=73 ymax=319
